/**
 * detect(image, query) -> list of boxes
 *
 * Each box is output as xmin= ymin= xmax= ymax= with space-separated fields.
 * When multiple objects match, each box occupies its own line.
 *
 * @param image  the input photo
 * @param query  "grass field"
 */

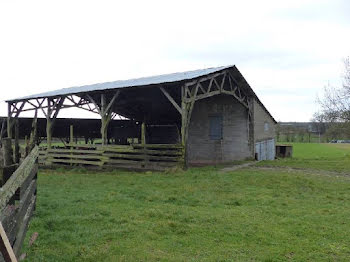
xmin=21 ymin=143 xmax=350 ymax=261
xmin=257 ymin=143 xmax=350 ymax=172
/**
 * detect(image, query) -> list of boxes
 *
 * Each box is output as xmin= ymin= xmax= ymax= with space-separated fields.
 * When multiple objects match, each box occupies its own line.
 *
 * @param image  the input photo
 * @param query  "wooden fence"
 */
xmin=39 ymin=144 xmax=184 ymax=171
xmin=0 ymin=145 xmax=39 ymax=262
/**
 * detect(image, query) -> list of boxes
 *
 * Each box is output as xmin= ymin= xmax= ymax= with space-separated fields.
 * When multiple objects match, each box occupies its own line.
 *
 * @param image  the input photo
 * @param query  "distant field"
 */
xmin=258 ymin=143 xmax=350 ymax=172
xmin=21 ymin=144 xmax=350 ymax=261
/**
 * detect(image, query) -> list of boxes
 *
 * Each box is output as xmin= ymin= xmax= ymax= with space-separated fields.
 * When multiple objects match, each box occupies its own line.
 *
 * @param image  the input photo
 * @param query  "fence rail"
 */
xmin=0 ymin=145 xmax=39 ymax=262
xmin=39 ymin=144 xmax=184 ymax=170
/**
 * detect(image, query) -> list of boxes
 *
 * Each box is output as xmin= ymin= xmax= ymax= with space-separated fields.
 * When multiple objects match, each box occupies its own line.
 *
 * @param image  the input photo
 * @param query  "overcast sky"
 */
xmin=0 ymin=0 xmax=349 ymax=121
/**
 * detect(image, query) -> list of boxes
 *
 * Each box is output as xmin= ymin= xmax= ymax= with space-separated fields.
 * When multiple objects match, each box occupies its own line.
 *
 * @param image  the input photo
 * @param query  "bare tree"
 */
xmin=318 ymin=57 xmax=350 ymax=122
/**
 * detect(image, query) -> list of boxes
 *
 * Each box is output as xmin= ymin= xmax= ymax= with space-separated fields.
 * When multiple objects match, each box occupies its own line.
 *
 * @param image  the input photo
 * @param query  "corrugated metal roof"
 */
xmin=8 ymin=65 xmax=233 ymax=102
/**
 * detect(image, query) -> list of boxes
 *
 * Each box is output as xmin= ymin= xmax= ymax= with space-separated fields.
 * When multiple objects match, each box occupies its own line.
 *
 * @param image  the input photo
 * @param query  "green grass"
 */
xmin=257 ymin=143 xmax=350 ymax=172
xmin=22 ymin=158 xmax=350 ymax=261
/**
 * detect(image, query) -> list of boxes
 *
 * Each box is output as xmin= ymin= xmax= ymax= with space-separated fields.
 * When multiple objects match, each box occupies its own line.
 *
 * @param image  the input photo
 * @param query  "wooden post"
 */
xmin=87 ymin=92 xmax=119 ymax=146
xmin=26 ymin=109 xmax=38 ymax=157
xmin=141 ymin=122 xmax=146 ymax=146
xmin=2 ymin=138 xmax=15 ymax=203
xmin=70 ymin=125 xmax=74 ymax=144
xmin=70 ymin=125 xmax=74 ymax=166
xmin=100 ymin=94 xmax=108 ymax=145
xmin=7 ymin=103 xmax=12 ymax=139
xmin=0 ymin=119 xmax=6 ymax=141
xmin=2 ymin=138 xmax=13 ymax=167
xmin=14 ymin=119 xmax=20 ymax=164
xmin=46 ymin=99 xmax=52 ymax=149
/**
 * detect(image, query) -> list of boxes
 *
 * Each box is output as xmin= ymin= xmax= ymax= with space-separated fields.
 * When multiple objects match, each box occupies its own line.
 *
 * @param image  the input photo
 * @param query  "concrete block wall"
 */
xmin=253 ymin=99 xmax=276 ymax=142
xmin=187 ymin=95 xmax=252 ymax=165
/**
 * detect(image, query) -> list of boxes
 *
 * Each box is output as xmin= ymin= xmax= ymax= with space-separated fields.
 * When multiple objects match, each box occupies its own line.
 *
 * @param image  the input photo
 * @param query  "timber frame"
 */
xmin=5 ymin=65 xmax=275 ymax=168
xmin=177 ymin=69 xmax=255 ymax=167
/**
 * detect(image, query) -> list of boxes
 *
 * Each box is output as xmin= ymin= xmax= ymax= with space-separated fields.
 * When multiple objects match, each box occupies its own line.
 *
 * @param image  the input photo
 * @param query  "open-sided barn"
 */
xmin=5 ymin=65 xmax=276 ymax=169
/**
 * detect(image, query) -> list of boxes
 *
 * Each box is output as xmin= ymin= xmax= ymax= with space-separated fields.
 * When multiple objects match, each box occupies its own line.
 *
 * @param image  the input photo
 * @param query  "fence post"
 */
xmin=2 ymin=138 xmax=13 ymax=167
xmin=1 ymin=138 xmax=17 ymax=208
xmin=70 ymin=125 xmax=74 ymax=166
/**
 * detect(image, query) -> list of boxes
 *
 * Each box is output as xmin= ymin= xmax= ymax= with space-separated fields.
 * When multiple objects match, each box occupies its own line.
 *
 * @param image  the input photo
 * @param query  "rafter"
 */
xmin=159 ymin=86 xmax=182 ymax=115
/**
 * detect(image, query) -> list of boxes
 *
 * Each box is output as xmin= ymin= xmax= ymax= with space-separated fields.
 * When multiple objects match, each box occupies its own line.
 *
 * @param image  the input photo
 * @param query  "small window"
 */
xmin=264 ymin=122 xmax=269 ymax=132
xmin=209 ymin=115 xmax=223 ymax=140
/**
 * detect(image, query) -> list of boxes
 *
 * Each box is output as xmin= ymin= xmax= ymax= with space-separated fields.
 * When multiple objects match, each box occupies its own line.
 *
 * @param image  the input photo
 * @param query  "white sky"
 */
xmin=0 ymin=0 xmax=349 ymax=121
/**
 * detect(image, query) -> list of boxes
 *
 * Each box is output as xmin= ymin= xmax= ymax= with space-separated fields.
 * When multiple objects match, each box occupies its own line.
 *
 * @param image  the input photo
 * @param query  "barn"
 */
xmin=5 ymin=65 xmax=276 ymax=169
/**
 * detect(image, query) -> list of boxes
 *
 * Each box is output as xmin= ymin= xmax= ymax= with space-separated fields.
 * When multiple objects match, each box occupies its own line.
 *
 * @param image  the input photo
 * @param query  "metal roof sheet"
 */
xmin=8 ymin=65 xmax=233 ymax=102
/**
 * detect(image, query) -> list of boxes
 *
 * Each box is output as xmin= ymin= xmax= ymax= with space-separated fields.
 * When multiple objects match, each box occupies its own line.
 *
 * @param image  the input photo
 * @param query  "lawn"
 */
xmin=257 ymin=143 xmax=350 ymax=172
xmin=21 ymin=143 xmax=350 ymax=261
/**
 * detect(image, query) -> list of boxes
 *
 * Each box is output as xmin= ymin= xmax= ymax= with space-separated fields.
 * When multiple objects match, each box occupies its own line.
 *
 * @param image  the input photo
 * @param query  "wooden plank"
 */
xmin=132 ymin=144 xmax=183 ymax=149
xmin=12 ymin=195 xmax=36 ymax=257
xmin=2 ymin=165 xmax=18 ymax=187
xmin=66 ymin=144 xmax=98 ymax=149
xmin=47 ymin=149 xmax=103 ymax=154
xmin=0 ymin=146 xmax=39 ymax=211
xmin=47 ymin=153 xmax=109 ymax=161
xmin=48 ymin=158 xmax=103 ymax=166
xmin=106 ymin=158 xmax=180 ymax=165
xmin=102 ymin=149 xmax=182 ymax=156
xmin=0 ymin=222 xmax=17 ymax=262
xmin=19 ymin=165 xmax=37 ymax=200
xmin=101 ymin=147 xmax=143 ymax=154
xmin=105 ymin=159 xmax=142 ymax=165
xmin=104 ymin=153 xmax=180 ymax=161
xmin=104 ymin=153 xmax=144 ymax=160
xmin=5 ymin=180 xmax=36 ymax=246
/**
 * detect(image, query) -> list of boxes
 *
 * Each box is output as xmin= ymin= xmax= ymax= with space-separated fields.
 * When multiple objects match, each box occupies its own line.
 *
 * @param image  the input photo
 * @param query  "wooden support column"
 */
xmin=87 ymin=91 xmax=120 ymax=146
xmin=70 ymin=125 xmax=74 ymax=144
xmin=26 ymin=110 xmax=38 ymax=156
xmin=141 ymin=121 xmax=146 ymax=146
xmin=181 ymin=83 xmax=198 ymax=168
xmin=14 ymin=119 xmax=20 ymax=164
xmin=2 ymin=138 xmax=13 ymax=167
xmin=0 ymin=118 xmax=6 ymax=141
xmin=45 ymin=97 xmax=65 ymax=149
xmin=181 ymin=88 xmax=188 ymax=168
xmin=100 ymin=94 xmax=108 ymax=145
xmin=7 ymin=103 xmax=13 ymax=139
xmin=46 ymin=98 xmax=53 ymax=149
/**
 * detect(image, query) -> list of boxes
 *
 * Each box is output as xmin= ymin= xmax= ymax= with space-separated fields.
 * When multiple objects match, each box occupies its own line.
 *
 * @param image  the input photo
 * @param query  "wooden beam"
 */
xmin=86 ymin=94 xmax=101 ymax=115
xmin=0 ymin=222 xmax=18 ymax=262
xmin=159 ymin=87 xmax=182 ymax=115
xmin=184 ymin=71 xmax=226 ymax=87
xmin=51 ymin=97 xmax=65 ymax=120
xmin=14 ymin=101 xmax=26 ymax=118
xmin=104 ymin=91 xmax=120 ymax=115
